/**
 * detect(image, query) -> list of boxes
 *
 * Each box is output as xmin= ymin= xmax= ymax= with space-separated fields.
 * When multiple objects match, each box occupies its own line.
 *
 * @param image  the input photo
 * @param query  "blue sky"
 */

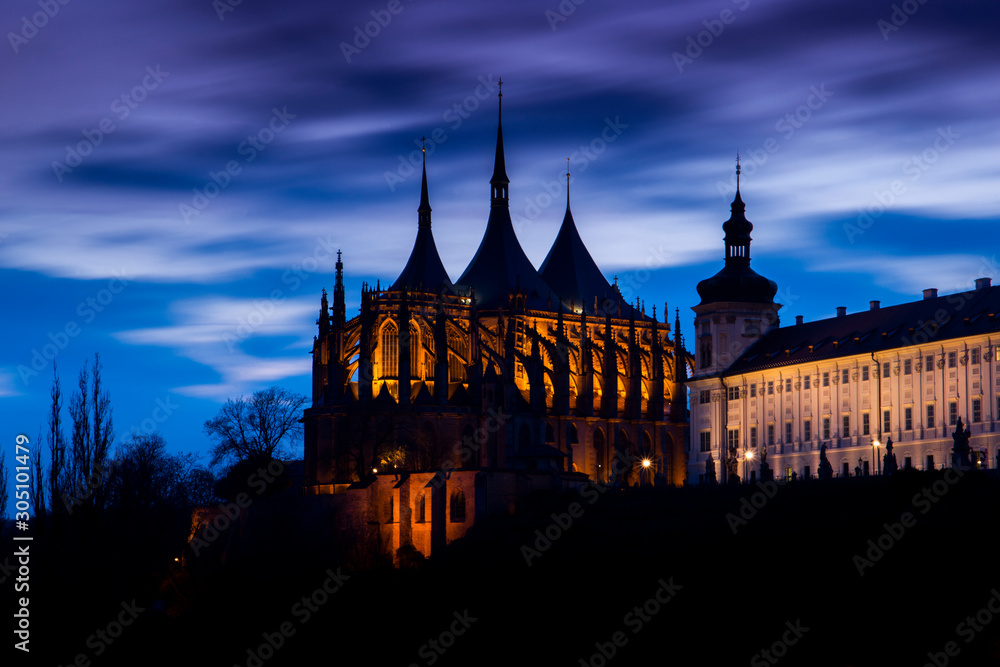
xmin=2 ymin=0 xmax=998 ymax=470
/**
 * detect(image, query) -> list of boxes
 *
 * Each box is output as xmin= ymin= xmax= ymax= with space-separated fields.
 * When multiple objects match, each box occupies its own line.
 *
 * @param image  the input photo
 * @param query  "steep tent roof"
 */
xmin=539 ymin=176 xmax=630 ymax=317
xmin=456 ymin=84 xmax=553 ymax=310
xmin=390 ymin=148 xmax=454 ymax=293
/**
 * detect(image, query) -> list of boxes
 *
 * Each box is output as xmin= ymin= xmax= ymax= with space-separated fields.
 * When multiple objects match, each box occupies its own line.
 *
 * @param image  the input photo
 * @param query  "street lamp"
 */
xmin=745 ymin=450 xmax=755 ymax=482
xmin=872 ymin=439 xmax=880 ymax=477
xmin=641 ymin=458 xmax=651 ymax=486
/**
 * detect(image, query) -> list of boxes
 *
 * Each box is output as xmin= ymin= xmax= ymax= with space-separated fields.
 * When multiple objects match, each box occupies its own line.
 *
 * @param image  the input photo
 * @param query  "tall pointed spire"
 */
xmin=490 ymin=78 xmax=509 ymax=207
xmin=391 ymin=139 xmax=453 ymax=293
xmin=418 ymin=136 xmax=432 ymax=230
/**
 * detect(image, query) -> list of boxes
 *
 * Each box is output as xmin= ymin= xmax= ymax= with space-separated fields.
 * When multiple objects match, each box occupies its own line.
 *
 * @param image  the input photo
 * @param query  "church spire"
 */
xmin=490 ymin=79 xmax=509 ymax=207
xmin=418 ymin=136 xmax=432 ymax=230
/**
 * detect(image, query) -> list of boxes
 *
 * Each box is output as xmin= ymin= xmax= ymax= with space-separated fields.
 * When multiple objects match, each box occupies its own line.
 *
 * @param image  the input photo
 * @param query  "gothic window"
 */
xmin=381 ymin=321 xmax=398 ymax=378
xmin=448 ymin=328 xmax=468 ymax=382
xmin=410 ymin=323 xmax=420 ymax=377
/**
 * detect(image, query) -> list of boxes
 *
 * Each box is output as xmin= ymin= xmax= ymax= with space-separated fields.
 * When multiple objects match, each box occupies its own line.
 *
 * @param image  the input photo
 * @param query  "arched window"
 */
xmin=448 ymin=327 xmax=468 ymax=383
xmin=450 ymin=489 xmax=466 ymax=523
xmin=409 ymin=323 xmax=420 ymax=378
xmin=545 ymin=423 xmax=556 ymax=445
xmin=415 ymin=492 xmax=425 ymax=523
xmin=381 ymin=321 xmax=398 ymax=378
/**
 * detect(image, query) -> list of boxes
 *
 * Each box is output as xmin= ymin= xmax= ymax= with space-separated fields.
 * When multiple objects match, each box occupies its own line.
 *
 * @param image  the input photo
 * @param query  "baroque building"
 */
xmin=302 ymin=89 xmax=690 ymax=560
xmin=687 ymin=168 xmax=999 ymax=484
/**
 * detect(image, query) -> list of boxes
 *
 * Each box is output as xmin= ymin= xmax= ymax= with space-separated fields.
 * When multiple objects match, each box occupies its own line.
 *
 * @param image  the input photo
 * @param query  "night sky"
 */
xmin=2 ymin=0 xmax=998 ymax=466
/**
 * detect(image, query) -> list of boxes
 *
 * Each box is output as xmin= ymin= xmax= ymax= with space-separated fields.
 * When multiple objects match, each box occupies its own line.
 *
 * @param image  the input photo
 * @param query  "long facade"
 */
xmin=302 ymin=92 xmax=690 ymax=559
xmin=687 ymin=178 xmax=999 ymax=483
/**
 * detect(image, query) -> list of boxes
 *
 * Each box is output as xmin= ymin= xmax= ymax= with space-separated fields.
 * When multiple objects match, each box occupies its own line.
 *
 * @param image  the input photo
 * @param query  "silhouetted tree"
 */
xmin=818 ymin=444 xmax=834 ymax=481
xmin=47 ymin=363 xmax=67 ymax=514
xmin=203 ymin=386 xmax=307 ymax=468
xmin=106 ymin=432 xmax=215 ymax=511
xmin=66 ymin=354 xmax=114 ymax=513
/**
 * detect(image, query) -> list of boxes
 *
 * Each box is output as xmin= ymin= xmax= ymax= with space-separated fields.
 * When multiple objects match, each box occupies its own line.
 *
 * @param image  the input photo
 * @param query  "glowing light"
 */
xmin=372 ymin=468 xmax=378 ymax=473
xmin=746 ymin=451 xmax=755 ymax=460
xmin=642 ymin=459 xmax=651 ymax=468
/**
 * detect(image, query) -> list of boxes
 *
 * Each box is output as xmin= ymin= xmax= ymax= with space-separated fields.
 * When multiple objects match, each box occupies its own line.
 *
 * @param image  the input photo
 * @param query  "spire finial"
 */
xmin=736 ymin=153 xmax=741 ymax=191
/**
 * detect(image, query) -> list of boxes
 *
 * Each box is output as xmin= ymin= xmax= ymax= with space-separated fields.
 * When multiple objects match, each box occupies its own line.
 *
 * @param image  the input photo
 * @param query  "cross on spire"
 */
xmin=736 ymin=153 xmax=741 ymax=190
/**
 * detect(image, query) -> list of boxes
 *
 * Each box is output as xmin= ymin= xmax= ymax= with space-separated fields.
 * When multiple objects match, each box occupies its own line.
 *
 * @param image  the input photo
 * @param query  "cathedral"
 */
xmin=302 ymin=89 xmax=690 ymax=560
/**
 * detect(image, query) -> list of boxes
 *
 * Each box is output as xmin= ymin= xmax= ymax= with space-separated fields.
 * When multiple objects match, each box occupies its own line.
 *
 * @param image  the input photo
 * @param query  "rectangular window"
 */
xmin=973 ymin=398 xmax=981 ymax=423
xmin=949 ymin=402 xmax=958 ymax=425
xmin=700 ymin=390 xmax=710 ymax=405
xmin=804 ymin=375 xmax=811 ymax=390
xmin=903 ymin=359 xmax=912 ymax=375
xmin=727 ymin=386 xmax=739 ymax=401
xmin=862 ymin=412 xmax=870 ymax=436
xmin=804 ymin=420 xmax=811 ymax=441
xmin=904 ymin=407 xmax=912 ymax=430
xmin=883 ymin=409 xmax=891 ymax=434
xmin=842 ymin=414 xmax=850 ymax=436
xmin=750 ymin=383 xmax=756 ymax=398
xmin=750 ymin=426 xmax=757 ymax=448
xmin=728 ymin=429 xmax=739 ymax=450
xmin=904 ymin=456 xmax=912 ymax=469
xmin=784 ymin=422 xmax=792 ymax=443
xmin=785 ymin=378 xmax=792 ymax=393
xmin=842 ymin=369 xmax=850 ymax=385
xmin=927 ymin=404 xmax=935 ymax=429
xmin=926 ymin=355 xmax=934 ymax=371
xmin=926 ymin=454 xmax=935 ymax=470
xmin=699 ymin=431 xmax=711 ymax=452
xmin=822 ymin=372 xmax=829 ymax=387
xmin=883 ymin=362 xmax=890 ymax=378
xmin=842 ymin=462 xmax=850 ymax=478
xmin=862 ymin=365 xmax=869 ymax=381
xmin=767 ymin=424 xmax=774 ymax=446
xmin=948 ymin=351 xmax=957 ymax=368
xmin=767 ymin=381 xmax=774 ymax=395
xmin=822 ymin=417 xmax=830 ymax=440
xmin=996 ymin=347 xmax=1000 ymax=362
xmin=972 ymin=347 xmax=981 ymax=365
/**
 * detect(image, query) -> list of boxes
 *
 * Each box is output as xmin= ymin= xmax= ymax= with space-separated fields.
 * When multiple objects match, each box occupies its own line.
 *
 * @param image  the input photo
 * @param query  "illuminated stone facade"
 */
xmin=687 ymin=183 xmax=999 ymax=484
